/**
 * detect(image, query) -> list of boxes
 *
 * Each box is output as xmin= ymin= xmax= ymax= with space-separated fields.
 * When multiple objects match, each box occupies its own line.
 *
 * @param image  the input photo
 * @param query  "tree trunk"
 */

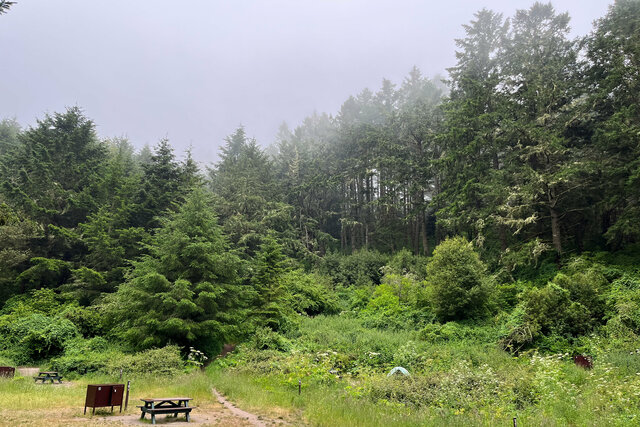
xmin=413 ymin=218 xmax=420 ymax=254
xmin=365 ymin=222 xmax=369 ymax=250
xmin=547 ymin=186 xmax=562 ymax=256
xmin=421 ymin=213 xmax=429 ymax=255
xmin=498 ymin=224 xmax=508 ymax=252
xmin=550 ymin=206 xmax=562 ymax=256
xmin=351 ymin=225 xmax=356 ymax=253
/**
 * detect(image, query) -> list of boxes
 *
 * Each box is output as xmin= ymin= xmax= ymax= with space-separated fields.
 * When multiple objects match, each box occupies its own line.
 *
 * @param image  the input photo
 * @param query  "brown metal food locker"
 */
xmin=84 ymin=383 xmax=125 ymax=415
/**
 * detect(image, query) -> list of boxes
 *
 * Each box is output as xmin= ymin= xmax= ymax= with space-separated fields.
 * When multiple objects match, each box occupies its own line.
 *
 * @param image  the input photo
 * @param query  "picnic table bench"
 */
xmin=33 ymin=371 xmax=62 ymax=383
xmin=138 ymin=397 xmax=196 ymax=424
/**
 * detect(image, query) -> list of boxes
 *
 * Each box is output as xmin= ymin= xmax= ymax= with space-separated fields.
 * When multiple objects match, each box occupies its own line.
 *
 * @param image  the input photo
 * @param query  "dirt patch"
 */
xmin=0 ymin=387 xmax=292 ymax=426
xmin=212 ymin=388 xmax=268 ymax=427
xmin=16 ymin=367 xmax=40 ymax=377
xmin=103 ymin=406 xmax=255 ymax=426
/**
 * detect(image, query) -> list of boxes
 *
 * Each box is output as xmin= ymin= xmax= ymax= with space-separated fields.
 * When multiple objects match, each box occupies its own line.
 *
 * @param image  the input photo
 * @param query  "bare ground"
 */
xmin=0 ymin=388 xmax=292 ymax=427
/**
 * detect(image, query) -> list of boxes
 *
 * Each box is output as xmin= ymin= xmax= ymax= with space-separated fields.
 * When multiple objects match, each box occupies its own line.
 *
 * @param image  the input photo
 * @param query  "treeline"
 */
xmin=212 ymin=1 xmax=640 ymax=270
xmin=0 ymin=1 xmax=639 ymax=362
xmin=279 ymin=1 xmax=639 ymax=262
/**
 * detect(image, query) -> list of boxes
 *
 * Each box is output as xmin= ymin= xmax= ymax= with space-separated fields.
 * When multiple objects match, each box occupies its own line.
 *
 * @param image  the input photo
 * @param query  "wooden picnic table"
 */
xmin=138 ymin=397 xmax=196 ymax=424
xmin=33 ymin=371 xmax=62 ymax=383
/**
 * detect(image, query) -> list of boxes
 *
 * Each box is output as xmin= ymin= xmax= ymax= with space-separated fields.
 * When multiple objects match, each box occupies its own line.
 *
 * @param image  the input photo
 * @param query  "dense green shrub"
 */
xmin=15 ymin=257 xmax=71 ymax=293
xmin=319 ymin=250 xmax=389 ymax=287
xmin=380 ymin=273 xmax=428 ymax=308
xmin=383 ymin=249 xmax=428 ymax=279
xmin=427 ymin=237 xmax=492 ymax=321
xmin=607 ymin=286 xmax=640 ymax=335
xmin=251 ymin=327 xmax=292 ymax=351
xmin=105 ymin=345 xmax=184 ymax=376
xmin=1 ymin=288 xmax=62 ymax=316
xmin=493 ymin=281 xmax=524 ymax=311
xmin=283 ymin=270 xmax=340 ymax=316
xmin=60 ymin=305 xmax=103 ymax=337
xmin=0 ymin=313 xmax=79 ymax=363
xmin=0 ymin=354 xmax=14 ymax=366
xmin=49 ymin=337 xmax=118 ymax=375
xmin=501 ymin=268 xmax=610 ymax=352
xmin=360 ymin=283 xmax=408 ymax=329
xmin=58 ymin=267 xmax=109 ymax=306
xmin=419 ymin=322 xmax=499 ymax=344
xmin=359 ymin=273 xmax=432 ymax=329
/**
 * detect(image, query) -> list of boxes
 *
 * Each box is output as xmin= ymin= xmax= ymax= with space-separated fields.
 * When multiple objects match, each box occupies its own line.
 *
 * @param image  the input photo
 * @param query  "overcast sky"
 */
xmin=0 ymin=0 xmax=613 ymax=163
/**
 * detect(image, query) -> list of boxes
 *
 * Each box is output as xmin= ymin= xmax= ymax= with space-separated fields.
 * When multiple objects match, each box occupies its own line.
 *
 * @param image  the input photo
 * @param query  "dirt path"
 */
xmin=97 ymin=388 xmax=288 ymax=426
xmin=212 ymin=388 xmax=267 ymax=427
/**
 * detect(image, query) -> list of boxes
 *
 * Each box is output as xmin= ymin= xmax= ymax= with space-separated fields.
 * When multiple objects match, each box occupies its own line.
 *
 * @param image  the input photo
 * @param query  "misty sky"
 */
xmin=0 ymin=0 xmax=613 ymax=163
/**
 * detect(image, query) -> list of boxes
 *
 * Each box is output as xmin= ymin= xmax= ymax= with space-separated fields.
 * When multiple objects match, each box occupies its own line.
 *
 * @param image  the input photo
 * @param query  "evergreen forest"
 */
xmin=2 ymin=2 xmax=640 ymax=425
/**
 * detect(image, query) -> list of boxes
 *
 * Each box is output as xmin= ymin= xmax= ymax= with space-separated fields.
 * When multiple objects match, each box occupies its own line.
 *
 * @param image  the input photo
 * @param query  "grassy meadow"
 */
xmin=208 ymin=316 xmax=640 ymax=427
xmin=0 ymin=372 xmax=219 ymax=426
xmin=2 ymin=314 xmax=640 ymax=426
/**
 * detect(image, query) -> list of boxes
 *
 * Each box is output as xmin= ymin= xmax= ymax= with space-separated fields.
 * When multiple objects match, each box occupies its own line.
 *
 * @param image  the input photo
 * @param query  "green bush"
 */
xmin=360 ymin=283 xmax=412 ymax=329
xmin=15 ymin=257 xmax=71 ymax=293
xmin=419 ymin=322 xmax=500 ymax=344
xmin=251 ymin=327 xmax=292 ymax=351
xmin=493 ymin=281 xmax=524 ymax=311
xmin=58 ymin=267 xmax=109 ymax=306
xmin=105 ymin=345 xmax=184 ymax=376
xmin=283 ymin=270 xmax=341 ymax=316
xmin=0 ymin=354 xmax=14 ymax=366
xmin=380 ymin=273 xmax=428 ymax=308
xmin=0 ymin=288 xmax=62 ymax=316
xmin=427 ymin=237 xmax=492 ymax=321
xmin=607 ymin=286 xmax=640 ymax=334
xmin=49 ymin=337 xmax=119 ymax=376
xmin=319 ymin=250 xmax=389 ymax=287
xmin=60 ymin=305 xmax=103 ymax=337
xmin=0 ymin=313 xmax=79 ymax=363
xmin=384 ymin=249 xmax=428 ymax=279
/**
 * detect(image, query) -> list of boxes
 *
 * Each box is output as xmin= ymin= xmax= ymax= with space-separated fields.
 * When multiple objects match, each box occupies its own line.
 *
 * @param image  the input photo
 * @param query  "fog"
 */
xmin=0 ymin=0 xmax=612 ymax=163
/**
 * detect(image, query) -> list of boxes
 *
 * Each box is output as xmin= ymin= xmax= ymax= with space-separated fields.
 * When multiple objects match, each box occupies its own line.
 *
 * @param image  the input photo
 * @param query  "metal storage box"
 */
xmin=84 ymin=384 xmax=125 ymax=414
xmin=110 ymin=384 xmax=124 ymax=406
xmin=0 ymin=367 xmax=15 ymax=377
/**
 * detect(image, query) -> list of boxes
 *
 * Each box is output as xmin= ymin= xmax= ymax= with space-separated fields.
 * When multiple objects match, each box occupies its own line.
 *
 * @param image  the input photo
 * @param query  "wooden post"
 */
xmin=125 ymin=381 xmax=130 ymax=411
xmin=513 ymin=417 xmax=517 ymax=427
xmin=298 ymin=379 xmax=301 ymax=395
xmin=119 ymin=368 xmax=123 ymax=381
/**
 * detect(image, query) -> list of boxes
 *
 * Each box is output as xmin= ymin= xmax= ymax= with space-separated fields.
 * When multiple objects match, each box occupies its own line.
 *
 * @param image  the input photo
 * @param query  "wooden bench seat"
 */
xmin=138 ymin=405 xmax=197 ymax=424
xmin=33 ymin=375 xmax=63 ymax=383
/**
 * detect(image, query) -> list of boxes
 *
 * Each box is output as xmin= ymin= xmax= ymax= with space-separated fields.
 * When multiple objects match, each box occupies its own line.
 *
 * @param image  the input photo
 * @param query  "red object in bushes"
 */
xmin=574 ymin=355 xmax=593 ymax=369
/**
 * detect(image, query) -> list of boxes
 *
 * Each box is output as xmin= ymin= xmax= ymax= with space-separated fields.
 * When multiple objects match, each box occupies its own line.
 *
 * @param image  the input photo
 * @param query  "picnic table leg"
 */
xmin=151 ymin=413 xmax=156 ymax=425
xmin=84 ymin=406 xmax=86 ymax=415
xmin=140 ymin=410 xmax=145 ymax=419
xmin=186 ymin=411 xmax=190 ymax=422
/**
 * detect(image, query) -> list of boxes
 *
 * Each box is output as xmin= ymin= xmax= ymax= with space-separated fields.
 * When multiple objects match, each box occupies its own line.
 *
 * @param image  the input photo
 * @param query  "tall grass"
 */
xmin=209 ymin=315 xmax=640 ymax=426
